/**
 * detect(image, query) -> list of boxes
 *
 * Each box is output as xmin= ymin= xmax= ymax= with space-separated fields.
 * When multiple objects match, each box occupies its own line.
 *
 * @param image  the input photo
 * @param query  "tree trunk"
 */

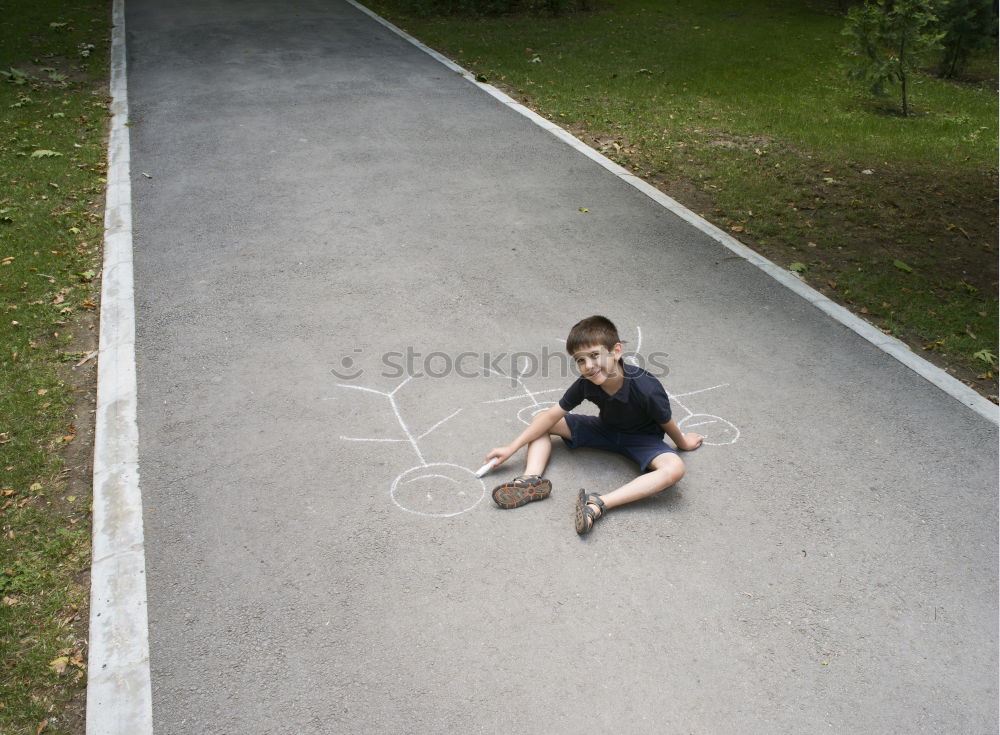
xmin=899 ymin=32 xmax=909 ymax=116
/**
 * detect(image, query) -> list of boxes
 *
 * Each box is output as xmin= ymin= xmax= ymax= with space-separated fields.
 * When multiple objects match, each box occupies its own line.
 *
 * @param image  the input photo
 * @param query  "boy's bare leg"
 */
xmin=523 ymin=418 xmax=572 ymax=477
xmin=593 ymin=452 xmax=685 ymax=513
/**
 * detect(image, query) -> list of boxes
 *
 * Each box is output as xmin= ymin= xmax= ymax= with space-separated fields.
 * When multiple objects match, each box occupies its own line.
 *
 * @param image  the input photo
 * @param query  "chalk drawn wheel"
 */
xmin=517 ymin=402 xmax=556 ymax=426
xmin=391 ymin=463 xmax=486 ymax=517
xmin=678 ymin=413 xmax=740 ymax=446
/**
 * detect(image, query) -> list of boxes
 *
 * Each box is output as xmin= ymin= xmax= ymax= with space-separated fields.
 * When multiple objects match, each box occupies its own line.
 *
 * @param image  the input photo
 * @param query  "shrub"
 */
xmin=843 ymin=0 xmax=944 ymax=115
xmin=935 ymin=0 xmax=998 ymax=78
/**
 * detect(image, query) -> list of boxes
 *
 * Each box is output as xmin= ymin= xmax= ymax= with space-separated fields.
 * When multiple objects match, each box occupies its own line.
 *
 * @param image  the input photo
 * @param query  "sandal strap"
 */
xmin=586 ymin=493 xmax=606 ymax=512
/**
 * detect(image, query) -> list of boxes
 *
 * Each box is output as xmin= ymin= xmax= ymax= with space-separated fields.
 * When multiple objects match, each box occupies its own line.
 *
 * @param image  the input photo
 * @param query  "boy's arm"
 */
xmin=487 ymin=404 xmax=567 ymax=466
xmin=662 ymin=418 xmax=703 ymax=451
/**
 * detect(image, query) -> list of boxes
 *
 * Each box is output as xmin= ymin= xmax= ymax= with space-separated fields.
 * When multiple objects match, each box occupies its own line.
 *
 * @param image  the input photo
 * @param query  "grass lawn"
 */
xmin=368 ymin=0 xmax=998 ymax=399
xmin=0 ymin=0 xmax=110 ymax=732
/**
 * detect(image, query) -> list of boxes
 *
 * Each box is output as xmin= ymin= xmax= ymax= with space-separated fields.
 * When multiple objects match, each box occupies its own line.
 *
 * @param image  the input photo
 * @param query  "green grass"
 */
xmin=386 ymin=1 xmax=995 ymax=165
xmin=368 ymin=0 xmax=998 ymax=396
xmin=0 ymin=0 xmax=110 ymax=731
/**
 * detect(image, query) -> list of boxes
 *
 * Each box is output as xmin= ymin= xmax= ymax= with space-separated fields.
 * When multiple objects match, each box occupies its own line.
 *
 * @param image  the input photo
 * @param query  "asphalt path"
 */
xmin=120 ymin=0 xmax=998 ymax=732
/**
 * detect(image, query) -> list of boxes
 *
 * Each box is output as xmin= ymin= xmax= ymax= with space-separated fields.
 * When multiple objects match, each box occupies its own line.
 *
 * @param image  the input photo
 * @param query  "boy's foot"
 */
xmin=491 ymin=475 xmax=552 ymax=509
xmin=574 ymin=489 xmax=605 ymax=534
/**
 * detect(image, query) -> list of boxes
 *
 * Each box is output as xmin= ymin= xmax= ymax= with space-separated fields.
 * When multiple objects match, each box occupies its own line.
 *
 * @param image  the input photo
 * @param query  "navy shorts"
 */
xmin=562 ymin=414 xmax=676 ymax=472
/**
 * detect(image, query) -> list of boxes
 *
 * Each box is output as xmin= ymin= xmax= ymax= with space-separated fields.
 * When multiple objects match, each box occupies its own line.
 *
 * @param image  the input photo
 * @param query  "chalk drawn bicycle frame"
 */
xmin=334 ymin=376 xmax=487 ymax=517
xmin=332 ymin=329 xmax=739 ymax=517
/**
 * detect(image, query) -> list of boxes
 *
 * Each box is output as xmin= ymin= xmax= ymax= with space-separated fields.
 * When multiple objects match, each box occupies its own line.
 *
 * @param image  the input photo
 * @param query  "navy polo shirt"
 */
xmin=558 ymin=362 xmax=672 ymax=436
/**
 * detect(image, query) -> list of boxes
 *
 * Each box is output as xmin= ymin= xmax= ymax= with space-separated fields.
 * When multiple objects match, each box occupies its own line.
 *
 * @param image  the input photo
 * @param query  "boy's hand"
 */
xmin=677 ymin=433 xmax=703 ymax=451
xmin=486 ymin=445 xmax=515 ymax=466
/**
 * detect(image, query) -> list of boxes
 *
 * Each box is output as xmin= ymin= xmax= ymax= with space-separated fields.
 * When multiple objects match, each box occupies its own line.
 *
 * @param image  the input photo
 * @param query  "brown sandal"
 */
xmin=574 ymin=489 xmax=605 ymax=534
xmin=491 ymin=475 xmax=552 ymax=509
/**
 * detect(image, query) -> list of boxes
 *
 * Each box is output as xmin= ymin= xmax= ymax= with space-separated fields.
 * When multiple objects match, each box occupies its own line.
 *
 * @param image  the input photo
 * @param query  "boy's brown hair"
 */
xmin=565 ymin=315 xmax=621 ymax=356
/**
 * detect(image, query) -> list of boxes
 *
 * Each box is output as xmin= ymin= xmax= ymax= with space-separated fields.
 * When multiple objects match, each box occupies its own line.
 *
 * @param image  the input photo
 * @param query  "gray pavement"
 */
xmin=123 ymin=0 xmax=998 ymax=732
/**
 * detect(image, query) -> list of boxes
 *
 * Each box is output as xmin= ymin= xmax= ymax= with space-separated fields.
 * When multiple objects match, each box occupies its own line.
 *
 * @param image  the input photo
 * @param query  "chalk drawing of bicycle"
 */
xmin=331 ymin=376 xmax=486 ymax=517
xmin=330 ymin=329 xmax=738 ymax=518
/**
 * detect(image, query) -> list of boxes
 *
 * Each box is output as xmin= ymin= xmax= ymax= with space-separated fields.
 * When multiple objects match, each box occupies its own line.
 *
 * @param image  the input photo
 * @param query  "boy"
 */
xmin=484 ymin=316 xmax=703 ymax=534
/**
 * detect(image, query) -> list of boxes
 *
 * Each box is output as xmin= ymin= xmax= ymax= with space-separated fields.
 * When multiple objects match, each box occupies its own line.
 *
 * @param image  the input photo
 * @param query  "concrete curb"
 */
xmin=346 ymin=0 xmax=998 ymax=426
xmin=86 ymin=0 xmax=154 ymax=732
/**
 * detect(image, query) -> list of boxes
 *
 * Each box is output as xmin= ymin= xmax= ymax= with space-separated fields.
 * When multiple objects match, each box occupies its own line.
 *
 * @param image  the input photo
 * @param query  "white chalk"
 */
xmin=475 ymin=458 xmax=498 ymax=477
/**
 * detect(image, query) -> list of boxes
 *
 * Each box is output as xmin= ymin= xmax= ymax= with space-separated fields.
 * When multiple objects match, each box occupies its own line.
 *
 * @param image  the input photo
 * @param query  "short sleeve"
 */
xmin=646 ymin=379 xmax=672 ymax=424
xmin=559 ymin=379 xmax=585 ymax=412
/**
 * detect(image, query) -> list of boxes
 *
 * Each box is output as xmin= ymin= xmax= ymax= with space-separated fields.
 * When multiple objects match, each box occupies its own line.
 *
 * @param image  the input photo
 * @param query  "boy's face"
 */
xmin=572 ymin=342 xmax=623 ymax=387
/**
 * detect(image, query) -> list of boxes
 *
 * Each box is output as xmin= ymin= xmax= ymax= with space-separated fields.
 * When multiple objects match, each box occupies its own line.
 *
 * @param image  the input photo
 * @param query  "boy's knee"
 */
xmin=667 ymin=461 xmax=685 ymax=484
xmin=652 ymin=453 xmax=685 ymax=484
xmin=549 ymin=418 xmax=572 ymax=440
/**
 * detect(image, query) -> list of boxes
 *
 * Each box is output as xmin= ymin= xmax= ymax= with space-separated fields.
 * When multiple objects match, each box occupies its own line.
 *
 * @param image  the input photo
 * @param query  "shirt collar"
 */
xmin=584 ymin=364 xmax=632 ymax=402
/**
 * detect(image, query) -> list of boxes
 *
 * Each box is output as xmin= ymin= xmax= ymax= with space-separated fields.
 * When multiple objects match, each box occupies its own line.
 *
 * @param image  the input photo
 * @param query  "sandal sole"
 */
xmin=574 ymin=489 xmax=591 ymax=534
xmin=492 ymin=481 xmax=552 ymax=509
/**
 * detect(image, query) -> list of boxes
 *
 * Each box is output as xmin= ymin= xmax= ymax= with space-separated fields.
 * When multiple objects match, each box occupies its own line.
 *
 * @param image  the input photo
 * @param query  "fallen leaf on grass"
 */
xmin=973 ymin=349 xmax=997 ymax=365
xmin=30 ymin=150 xmax=62 ymax=158
xmin=74 ymin=350 xmax=98 ymax=367
xmin=946 ymin=223 xmax=970 ymax=239
xmin=788 ymin=262 xmax=808 ymax=273
xmin=892 ymin=259 xmax=913 ymax=273
xmin=49 ymin=656 xmax=69 ymax=675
